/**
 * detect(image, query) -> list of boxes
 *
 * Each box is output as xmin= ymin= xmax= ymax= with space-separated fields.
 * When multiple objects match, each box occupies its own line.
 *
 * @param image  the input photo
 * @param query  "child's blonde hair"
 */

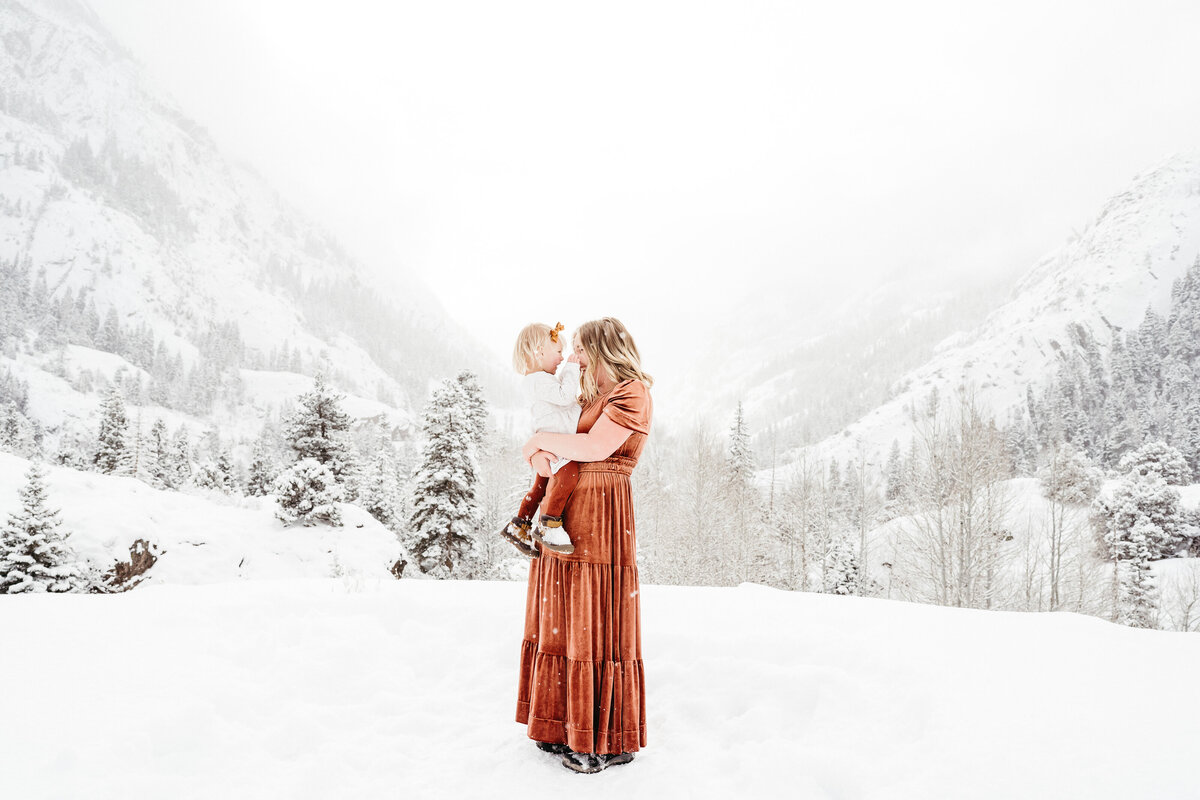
xmin=575 ymin=317 xmax=653 ymax=404
xmin=512 ymin=323 xmax=553 ymax=374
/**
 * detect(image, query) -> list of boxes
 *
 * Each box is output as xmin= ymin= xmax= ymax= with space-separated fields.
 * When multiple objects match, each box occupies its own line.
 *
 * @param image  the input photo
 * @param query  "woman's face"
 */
xmin=573 ymin=335 xmax=589 ymax=377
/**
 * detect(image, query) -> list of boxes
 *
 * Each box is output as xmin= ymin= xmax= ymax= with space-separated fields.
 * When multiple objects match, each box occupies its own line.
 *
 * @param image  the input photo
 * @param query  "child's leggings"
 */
xmin=517 ymin=461 xmax=581 ymax=521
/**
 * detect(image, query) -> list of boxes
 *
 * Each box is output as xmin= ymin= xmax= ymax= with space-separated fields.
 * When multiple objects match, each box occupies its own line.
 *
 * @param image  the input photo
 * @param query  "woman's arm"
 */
xmin=522 ymin=413 xmax=633 ymax=465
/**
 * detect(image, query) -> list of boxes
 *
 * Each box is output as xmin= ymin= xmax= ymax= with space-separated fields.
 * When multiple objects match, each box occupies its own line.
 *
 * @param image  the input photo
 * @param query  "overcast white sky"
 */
xmin=87 ymin=0 xmax=1200 ymax=374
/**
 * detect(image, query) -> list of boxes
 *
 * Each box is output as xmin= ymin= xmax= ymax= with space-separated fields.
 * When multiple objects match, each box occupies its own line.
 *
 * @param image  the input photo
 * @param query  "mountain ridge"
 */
xmin=787 ymin=148 xmax=1200 ymax=477
xmin=0 ymin=0 xmax=513 ymax=459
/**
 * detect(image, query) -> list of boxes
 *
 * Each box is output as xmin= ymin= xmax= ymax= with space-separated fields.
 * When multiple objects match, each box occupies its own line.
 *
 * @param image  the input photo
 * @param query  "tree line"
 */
xmin=625 ymin=258 xmax=1200 ymax=631
xmin=0 ymin=368 xmax=520 ymax=592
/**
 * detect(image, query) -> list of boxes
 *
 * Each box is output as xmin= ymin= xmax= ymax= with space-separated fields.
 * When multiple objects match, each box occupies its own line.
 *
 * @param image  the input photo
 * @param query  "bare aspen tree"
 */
xmin=478 ymin=431 xmax=530 ymax=575
xmin=1036 ymin=442 xmax=1101 ymax=610
xmin=811 ymin=457 xmax=845 ymax=593
xmin=1019 ymin=501 xmax=1104 ymax=615
xmin=1019 ymin=511 xmax=1047 ymax=611
xmin=1054 ymin=504 xmax=1109 ymax=615
xmin=897 ymin=386 xmax=1014 ymax=609
xmin=1071 ymin=533 xmax=1109 ymax=616
xmin=777 ymin=455 xmax=818 ymax=591
xmin=631 ymin=433 xmax=673 ymax=581
xmin=1161 ymin=561 xmax=1200 ymax=632
xmin=767 ymin=430 xmax=778 ymax=521
xmin=776 ymin=480 xmax=801 ymax=590
xmin=848 ymin=438 xmax=885 ymax=596
xmin=897 ymin=402 xmax=955 ymax=605
xmin=677 ymin=425 xmax=726 ymax=585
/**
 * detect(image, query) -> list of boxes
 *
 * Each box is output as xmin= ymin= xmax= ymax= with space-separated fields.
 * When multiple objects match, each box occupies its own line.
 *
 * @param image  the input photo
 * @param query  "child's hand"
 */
xmin=531 ymin=451 xmax=553 ymax=478
xmin=567 ymin=353 xmax=580 ymax=364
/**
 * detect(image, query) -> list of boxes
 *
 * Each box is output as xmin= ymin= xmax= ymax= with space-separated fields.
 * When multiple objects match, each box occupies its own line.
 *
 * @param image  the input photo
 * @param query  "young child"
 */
xmin=498 ymin=322 xmax=581 ymax=557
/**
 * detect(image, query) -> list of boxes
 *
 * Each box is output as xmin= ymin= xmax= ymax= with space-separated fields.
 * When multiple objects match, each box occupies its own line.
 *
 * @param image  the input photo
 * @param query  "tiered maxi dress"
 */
xmin=516 ymin=378 xmax=652 ymax=755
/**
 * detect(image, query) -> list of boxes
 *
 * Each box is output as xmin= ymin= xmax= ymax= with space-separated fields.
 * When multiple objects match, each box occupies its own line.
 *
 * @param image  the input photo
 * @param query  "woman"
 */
xmin=516 ymin=317 xmax=653 ymax=774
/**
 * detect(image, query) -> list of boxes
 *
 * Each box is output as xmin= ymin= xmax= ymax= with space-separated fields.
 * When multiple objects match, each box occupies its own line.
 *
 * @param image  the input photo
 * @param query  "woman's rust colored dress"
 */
xmin=516 ymin=379 xmax=652 ymax=755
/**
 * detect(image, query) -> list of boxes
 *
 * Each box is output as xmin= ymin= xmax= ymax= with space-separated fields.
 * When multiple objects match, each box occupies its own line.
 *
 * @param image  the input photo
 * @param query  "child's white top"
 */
xmin=522 ymin=361 xmax=582 ymax=437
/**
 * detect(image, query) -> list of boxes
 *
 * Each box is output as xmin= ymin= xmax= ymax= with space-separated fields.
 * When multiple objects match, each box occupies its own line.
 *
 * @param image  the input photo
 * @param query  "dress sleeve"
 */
xmin=602 ymin=379 xmax=652 ymax=435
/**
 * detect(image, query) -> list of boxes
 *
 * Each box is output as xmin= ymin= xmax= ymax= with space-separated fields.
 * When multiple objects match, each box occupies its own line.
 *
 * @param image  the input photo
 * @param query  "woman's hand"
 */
xmin=522 ymin=433 xmax=545 ymax=466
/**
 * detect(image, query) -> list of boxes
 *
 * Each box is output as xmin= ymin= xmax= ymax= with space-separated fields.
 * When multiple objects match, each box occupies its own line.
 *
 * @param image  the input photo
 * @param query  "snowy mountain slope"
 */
xmin=0 ymin=451 xmax=409 ymax=584
xmin=0 ymin=0 xmax=510 ymax=448
xmin=669 ymin=267 xmax=1017 ymax=459
xmin=2 ymin=578 xmax=1197 ymax=799
xmin=787 ymin=150 xmax=1200 ymax=476
xmin=0 ymin=343 xmax=420 ymax=477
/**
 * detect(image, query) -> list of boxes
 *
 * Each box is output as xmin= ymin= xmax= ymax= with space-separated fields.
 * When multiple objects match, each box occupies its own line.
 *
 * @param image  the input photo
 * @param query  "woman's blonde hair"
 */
xmin=575 ymin=317 xmax=653 ymax=404
xmin=512 ymin=323 xmax=553 ymax=374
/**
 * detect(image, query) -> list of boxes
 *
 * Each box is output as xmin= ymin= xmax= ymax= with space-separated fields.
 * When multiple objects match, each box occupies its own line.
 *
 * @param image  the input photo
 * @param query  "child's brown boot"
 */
xmin=531 ymin=514 xmax=575 ymax=554
xmin=499 ymin=517 xmax=538 ymax=558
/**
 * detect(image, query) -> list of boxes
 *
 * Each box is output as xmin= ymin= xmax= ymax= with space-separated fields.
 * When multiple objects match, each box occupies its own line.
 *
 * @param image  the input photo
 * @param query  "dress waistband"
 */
xmin=579 ymin=455 xmax=636 ymax=476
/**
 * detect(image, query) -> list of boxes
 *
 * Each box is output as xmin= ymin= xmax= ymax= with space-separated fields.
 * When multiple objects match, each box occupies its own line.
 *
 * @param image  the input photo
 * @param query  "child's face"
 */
xmin=537 ymin=337 xmax=564 ymax=374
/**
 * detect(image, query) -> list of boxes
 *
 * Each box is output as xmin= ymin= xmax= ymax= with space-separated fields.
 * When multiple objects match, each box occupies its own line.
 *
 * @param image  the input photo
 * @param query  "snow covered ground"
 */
xmin=2 ymin=579 xmax=1198 ymax=799
xmin=0 ymin=453 xmax=406 ymax=585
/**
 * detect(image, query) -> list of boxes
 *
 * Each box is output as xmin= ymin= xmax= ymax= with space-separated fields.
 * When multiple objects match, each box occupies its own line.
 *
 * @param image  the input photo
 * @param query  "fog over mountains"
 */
xmin=0 ymin=0 xmax=507 ymax=456
xmin=724 ymin=150 xmax=1200 ymax=479
xmin=3 ymin=0 xmax=1200 ymax=484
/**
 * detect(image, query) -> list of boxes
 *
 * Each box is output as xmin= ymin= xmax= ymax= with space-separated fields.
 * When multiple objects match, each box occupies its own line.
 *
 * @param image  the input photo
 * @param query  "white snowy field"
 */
xmin=0 ymin=453 xmax=406 ymax=585
xmin=2 ymin=580 xmax=1198 ymax=800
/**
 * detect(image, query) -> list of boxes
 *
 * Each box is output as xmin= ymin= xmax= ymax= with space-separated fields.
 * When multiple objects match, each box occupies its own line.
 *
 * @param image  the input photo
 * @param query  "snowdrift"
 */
xmin=1 ymin=579 xmax=1198 ymax=799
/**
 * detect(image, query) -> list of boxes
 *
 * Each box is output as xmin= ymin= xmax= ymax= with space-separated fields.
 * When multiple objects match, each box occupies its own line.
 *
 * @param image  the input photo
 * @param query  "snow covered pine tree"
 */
xmin=453 ymin=370 xmax=489 ymax=456
xmin=274 ymin=374 xmax=354 ymax=526
xmin=1091 ymin=471 xmax=1183 ymax=627
xmin=407 ymin=377 xmax=482 ymax=578
xmin=359 ymin=432 xmax=399 ymax=528
xmin=93 ymin=384 xmax=129 ymax=474
xmin=282 ymin=372 xmax=353 ymax=482
xmin=245 ymin=438 xmax=277 ymax=498
xmin=1118 ymin=440 xmax=1193 ymax=485
xmin=145 ymin=418 xmax=174 ymax=488
xmin=274 ymin=458 xmax=344 ymax=527
xmin=0 ymin=462 xmax=89 ymax=593
xmin=725 ymin=401 xmax=759 ymax=582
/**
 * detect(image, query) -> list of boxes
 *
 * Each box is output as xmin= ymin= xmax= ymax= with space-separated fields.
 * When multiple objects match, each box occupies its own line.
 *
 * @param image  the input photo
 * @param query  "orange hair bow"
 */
xmin=549 ymin=322 xmax=564 ymax=343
